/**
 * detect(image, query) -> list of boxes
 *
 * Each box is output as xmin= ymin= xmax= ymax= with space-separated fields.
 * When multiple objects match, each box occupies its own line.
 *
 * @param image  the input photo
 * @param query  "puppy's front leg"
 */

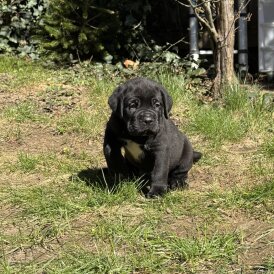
xmin=104 ymin=129 xmax=129 ymax=178
xmin=146 ymin=146 xmax=169 ymax=198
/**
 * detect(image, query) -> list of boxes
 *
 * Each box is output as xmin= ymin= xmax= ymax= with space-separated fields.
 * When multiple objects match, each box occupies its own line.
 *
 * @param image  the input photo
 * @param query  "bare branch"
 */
xmin=203 ymin=1 xmax=215 ymax=30
xmin=174 ymin=0 xmax=189 ymax=7
xmin=175 ymin=0 xmax=252 ymax=46
xmin=175 ymin=0 xmax=219 ymax=43
xmin=174 ymin=0 xmax=219 ymax=9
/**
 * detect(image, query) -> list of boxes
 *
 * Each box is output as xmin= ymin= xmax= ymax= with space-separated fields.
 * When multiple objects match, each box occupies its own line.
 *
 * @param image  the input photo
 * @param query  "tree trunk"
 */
xmin=211 ymin=0 xmax=236 ymax=99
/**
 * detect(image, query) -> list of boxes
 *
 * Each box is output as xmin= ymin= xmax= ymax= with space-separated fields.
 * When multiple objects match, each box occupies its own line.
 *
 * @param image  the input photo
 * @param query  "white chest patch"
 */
xmin=121 ymin=139 xmax=144 ymax=163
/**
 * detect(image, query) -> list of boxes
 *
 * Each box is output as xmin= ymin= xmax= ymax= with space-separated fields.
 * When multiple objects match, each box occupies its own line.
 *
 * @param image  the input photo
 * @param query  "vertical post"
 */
xmin=238 ymin=0 xmax=248 ymax=75
xmin=189 ymin=0 xmax=199 ymax=69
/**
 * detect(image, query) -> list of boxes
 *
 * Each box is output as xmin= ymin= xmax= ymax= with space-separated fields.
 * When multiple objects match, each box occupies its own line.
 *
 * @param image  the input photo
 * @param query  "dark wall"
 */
xmin=147 ymin=0 xmax=189 ymax=54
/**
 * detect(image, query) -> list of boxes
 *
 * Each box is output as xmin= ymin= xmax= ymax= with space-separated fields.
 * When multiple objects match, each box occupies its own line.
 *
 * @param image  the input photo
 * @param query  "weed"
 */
xmin=14 ymin=152 xmax=40 ymax=173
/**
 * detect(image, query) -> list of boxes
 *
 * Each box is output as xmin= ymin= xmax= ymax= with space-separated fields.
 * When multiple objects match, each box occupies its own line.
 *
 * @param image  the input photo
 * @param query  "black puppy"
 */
xmin=103 ymin=77 xmax=201 ymax=198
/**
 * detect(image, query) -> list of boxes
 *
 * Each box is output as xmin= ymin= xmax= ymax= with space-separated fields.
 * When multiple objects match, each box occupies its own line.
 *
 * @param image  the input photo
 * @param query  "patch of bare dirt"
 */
xmin=0 ymin=73 xmax=14 ymax=93
xmin=0 ymin=123 xmax=104 ymax=188
xmin=0 ymin=83 xmax=46 ymax=106
xmin=158 ymin=210 xmax=274 ymax=271
xmin=1 ymin=123 xmax=102 ymax=155
xmin=0 ymin=81 xmax=90 ymax=115
xmin=1 ymin=222 xmax=66 ymax=267
xmin=189 ymin=138 xmax=263 ymax=191
xmin=220 ymin=212 xmax=274 ymax=270
xmin=0 ymin=173 xmax=47 ymax=187
xmin=160 ymin=215 xmax=205 ymax=238
xmin=37 ymin=84 xmax=89 ymax=115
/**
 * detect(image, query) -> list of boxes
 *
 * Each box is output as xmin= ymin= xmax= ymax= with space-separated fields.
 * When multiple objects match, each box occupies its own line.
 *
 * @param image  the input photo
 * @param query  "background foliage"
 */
xmin=36 ymin=0 xmax=161 ymax=63
xmin=36 ymin=0 xmax=122 ymax=63
xmin=0 ymin=0 xmax=48 ymax=59
xmin=0 ymin=0 xmax=188 ymax=63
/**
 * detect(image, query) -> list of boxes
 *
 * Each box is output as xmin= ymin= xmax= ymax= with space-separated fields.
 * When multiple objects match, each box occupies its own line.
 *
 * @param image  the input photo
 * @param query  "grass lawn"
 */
xmin=0 ymin=55 xmax=273 ymax=273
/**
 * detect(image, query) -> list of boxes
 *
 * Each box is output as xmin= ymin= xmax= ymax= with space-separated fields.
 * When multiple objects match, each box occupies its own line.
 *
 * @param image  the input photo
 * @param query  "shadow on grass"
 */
xmin=75 ymin=167 xmax=115 ymax=188
xmin=74 ymin=167 xmax=149 ymax=195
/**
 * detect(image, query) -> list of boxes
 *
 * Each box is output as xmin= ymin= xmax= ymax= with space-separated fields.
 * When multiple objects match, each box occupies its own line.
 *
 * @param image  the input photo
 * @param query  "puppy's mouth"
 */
xmin=127 ymin=124 xmax=159 ymax=137
xmin=126 ymin=110 xmax=160 ymax=136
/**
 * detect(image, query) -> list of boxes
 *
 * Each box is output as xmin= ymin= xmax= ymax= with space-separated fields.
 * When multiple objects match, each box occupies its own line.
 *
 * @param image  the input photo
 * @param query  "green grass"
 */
xmin=186 ymin=85 xmax=273 ymax=146
xmin=1 ymin=179 xmax=143 ymax=219
xmin=0 ymin=55 xmax=51 ymax=90
xmin=2 ymin=101 xmax=48 ymax=123
xmin=261 ymin=257 xmax=274 ymax=272
xmin=0 ymin=205 xmax=240 ymax=273
xmin=0 ymin=56 xmax=273 ymax=273
xmin=153 ymin=231 xmax=239 ymax=265
xmin=189 ymin=106 xmax=247 ymax=144
xmin=208 ymin=180 xmax=274 ymax=216
xmin=56 ymin=108 xmax=107 ymax=136
xmin=261 ymin=137 xmax=274 ymax=159
xmin=5 ymin=184 xmax=88 ymax=219
xmin=5 ymin=151 xmax=90 ymax=175
xmin=15 ymin=152 xmax=40 ymax=172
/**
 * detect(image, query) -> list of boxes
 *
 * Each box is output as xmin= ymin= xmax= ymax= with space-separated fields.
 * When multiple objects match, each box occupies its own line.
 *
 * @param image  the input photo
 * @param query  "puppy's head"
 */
xmin=108 ymin=77 xmax=173 ymax=136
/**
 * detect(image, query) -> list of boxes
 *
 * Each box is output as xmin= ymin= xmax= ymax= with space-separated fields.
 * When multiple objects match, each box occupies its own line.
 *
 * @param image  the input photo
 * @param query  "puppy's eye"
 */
xmin=128 ymin=101 xmax=138 ymax=109
xmin=155 ymin=102 xmax=161 ymax=107
xmin=152 ymin=99 xmax=161 ymax=108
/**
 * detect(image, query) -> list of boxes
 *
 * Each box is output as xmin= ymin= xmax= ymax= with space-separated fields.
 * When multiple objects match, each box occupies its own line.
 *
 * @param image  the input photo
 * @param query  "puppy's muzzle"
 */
xmin=138 ymin=111 xmax=156 ymax=126
xmin=127 ymin=110 xmax=159 ymax=136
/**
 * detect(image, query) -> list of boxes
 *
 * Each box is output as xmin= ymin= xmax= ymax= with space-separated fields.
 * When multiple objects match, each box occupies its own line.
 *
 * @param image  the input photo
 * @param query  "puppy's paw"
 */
xmin=169 ymin=179 xmax=189 ymax=190
xmin=145 ymin=184 xmax=167 ymax=198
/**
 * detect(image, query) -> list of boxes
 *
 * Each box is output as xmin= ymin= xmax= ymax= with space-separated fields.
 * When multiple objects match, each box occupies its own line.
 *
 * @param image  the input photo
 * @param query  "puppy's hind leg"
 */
xmin=168 ymin=165 xmax=189 ymax=190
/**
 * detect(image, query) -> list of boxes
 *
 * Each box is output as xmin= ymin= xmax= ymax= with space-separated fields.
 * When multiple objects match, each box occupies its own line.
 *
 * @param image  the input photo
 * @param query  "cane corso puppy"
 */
xmin=103 ymin=77 xmax=201 ymax=198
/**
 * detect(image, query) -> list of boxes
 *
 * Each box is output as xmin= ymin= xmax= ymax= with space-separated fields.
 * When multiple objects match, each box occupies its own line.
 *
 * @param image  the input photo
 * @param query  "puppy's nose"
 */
xmin=143 ymin=116 xmax=153 ymax=124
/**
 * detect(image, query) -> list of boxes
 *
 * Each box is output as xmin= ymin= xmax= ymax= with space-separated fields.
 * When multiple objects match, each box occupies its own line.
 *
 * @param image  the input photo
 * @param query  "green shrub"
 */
xmin=1 ymin=0 xmax=188 ymax=64
xmin=35 ymin=0 xmax=183 ymax=64
xmin=0 ymin=0 xmax=48 ymax=58
xmin=35 ymin=0 xmax=123 ymax=63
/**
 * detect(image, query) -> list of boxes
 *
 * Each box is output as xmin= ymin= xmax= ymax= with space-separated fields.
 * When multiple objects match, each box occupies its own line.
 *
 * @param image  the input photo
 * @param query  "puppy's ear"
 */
xmin=160 ymin=87 xmax=173 ymax=119
xmin=108 ymin=86 xmax=124 ymax=118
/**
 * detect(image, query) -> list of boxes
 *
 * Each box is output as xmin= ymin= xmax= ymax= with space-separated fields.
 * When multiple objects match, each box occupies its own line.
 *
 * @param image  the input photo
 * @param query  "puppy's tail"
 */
xmin=193 ymin=151 xmax=202 ymax=163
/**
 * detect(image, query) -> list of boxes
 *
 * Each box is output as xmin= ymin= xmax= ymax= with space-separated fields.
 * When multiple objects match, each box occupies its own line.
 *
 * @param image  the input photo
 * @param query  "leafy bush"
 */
xmin=0 ymin=0 xmax=48 ymax=58
xmin=35 ymin=0 xmax=124 ymax=63
xmin=0 ymin=0 xmax=188 ymax=64
xmin=35 ymin=0 xmax=182 ymax=63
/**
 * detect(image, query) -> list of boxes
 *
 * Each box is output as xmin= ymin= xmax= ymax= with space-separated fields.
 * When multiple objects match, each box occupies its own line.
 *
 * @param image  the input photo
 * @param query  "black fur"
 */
xmin=104 ymin=77 xmax=202 ymax=198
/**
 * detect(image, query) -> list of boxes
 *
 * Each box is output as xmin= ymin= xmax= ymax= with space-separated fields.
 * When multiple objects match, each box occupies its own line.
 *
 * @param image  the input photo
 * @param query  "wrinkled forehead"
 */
xmin=123 ymin=82 xmax=162 ymax=102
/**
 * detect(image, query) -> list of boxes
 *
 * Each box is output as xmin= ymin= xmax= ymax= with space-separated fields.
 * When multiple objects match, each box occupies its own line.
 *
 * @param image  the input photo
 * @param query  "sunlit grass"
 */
xmin=0 ymin=56 xmax=273 ymax=274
